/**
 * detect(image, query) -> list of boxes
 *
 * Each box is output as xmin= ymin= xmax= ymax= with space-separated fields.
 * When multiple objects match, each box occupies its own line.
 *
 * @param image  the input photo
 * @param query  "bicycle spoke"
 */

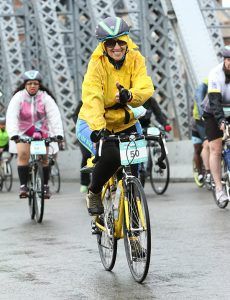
xmin=97 ymin=187 xmax=117 ymax=271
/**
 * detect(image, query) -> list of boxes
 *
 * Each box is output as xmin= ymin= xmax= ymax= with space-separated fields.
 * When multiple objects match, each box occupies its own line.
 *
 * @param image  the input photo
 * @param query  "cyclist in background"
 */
xmin=0 ymin=116 xmax=9 ymax=159
xmin=191 ymin=78 xmax=210 ymax=184
xmin=6 ymin=70 xmax=64 ymax=199
xmin=139 ymin=96 xmax=172 ymax=133
xmin=202 ymin=45 xmax=230 ymax=204
xmin=76 ymin=16 xmax=154 ymax=216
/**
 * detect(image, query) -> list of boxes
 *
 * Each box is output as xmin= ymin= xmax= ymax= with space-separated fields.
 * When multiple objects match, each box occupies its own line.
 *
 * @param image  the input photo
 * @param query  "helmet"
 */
xmin=0 ymin=116 xmax=6 ymax=125
xmin=95 ymin=17 xmax=130 ymax=42
xmin=222 ymin=45 xmax=230 ymax=58
xmin=22 ymin=70 xmax=42 ymax=82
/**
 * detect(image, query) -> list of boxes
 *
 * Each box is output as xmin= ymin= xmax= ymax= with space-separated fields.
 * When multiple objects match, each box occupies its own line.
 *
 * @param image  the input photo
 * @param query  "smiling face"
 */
xmin=25 ymin=80 xmax=40 ymax=95
xmin=104 ymin=38 xmax=128 ymax=61
xmin=224 ymin=58 xmax=230 ymax=71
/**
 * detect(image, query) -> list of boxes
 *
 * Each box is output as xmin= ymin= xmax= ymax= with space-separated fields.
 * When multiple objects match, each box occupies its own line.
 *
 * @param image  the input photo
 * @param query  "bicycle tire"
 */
xmin=149 ymin=144 xmax=170 ymax=194
xmin=28 ymin=167 xmax=35 ymax=219
xmin=4 ymin=161 xmax=13 ymax=192
xmin=97 ymin=188 xmax=117 ymax=271
xmin=50 ymin=160 xmax=61 ymax=193
xmin=192 ymin=160 xmax=204 ymax=188
xmin=123 ymin=177 xmax=151 ymax=283
xmin=34 ymin=162 xmax=45 ymax=223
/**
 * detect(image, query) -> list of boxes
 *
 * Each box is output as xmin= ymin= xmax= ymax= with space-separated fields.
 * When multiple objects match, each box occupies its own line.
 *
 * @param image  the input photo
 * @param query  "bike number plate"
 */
xmin=119 ymin=139 xmax=147 ymax=165
xmin=30 ymin=141 xmax=46 ymax=155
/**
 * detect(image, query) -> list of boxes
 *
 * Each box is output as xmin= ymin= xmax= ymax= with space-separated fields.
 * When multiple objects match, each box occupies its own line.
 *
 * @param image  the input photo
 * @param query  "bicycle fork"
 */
xmin=124 ymin=182 xmax=146 ymax=234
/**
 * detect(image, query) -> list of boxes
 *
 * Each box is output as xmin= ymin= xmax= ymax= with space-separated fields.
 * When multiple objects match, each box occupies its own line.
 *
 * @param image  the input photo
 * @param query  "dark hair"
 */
xmin=13 ymin=82 xmax=56 ymax=102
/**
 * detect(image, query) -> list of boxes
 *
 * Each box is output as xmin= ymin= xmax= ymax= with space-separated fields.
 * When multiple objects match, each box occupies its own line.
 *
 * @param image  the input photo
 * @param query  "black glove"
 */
xmin=11 ymin=135 xmax=20 ymax=142
xmin=56 ymin=135 xmax=64 ymax=141
xmin=116 ymin=83 xmax=132 ymax=105
xmin=90 ymin=129 xmax=110 ymax=143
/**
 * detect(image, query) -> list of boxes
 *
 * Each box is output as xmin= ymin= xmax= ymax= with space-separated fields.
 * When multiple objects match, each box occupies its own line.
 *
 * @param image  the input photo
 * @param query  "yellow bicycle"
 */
xmin=83 ymin=132 xmax=166 ymax=283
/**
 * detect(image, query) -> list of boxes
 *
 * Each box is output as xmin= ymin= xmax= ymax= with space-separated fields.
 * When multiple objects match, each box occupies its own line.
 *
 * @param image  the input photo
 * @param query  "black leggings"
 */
xmin=79 ymin=143 xmax=91 ymax=186
xmin=90 ymin=126 xmax=138 ymax=194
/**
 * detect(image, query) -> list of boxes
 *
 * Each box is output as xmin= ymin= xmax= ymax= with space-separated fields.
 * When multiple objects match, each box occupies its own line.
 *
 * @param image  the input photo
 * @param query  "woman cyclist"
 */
xmin=202 ymin=45 xmax=230 ymax=205
xmin=76 ymin=16 xmax=154 ymax=216
xmin=6 ymin=70 xmax=64 ymax=199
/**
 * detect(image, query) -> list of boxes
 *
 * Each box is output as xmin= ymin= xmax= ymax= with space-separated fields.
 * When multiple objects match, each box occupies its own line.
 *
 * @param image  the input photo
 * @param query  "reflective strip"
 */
xmin=208 ymin=89 xmax=220 ymax=93
xmin=99 ymin=17 xmax=121 ymax=36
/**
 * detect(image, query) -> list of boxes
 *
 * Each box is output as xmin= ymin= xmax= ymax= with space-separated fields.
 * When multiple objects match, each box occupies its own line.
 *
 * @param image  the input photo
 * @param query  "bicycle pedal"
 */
xmin=91 ymin=227 xmax=100 ymax=235
xmin=91 ymin=221 xmax=100 ymax=235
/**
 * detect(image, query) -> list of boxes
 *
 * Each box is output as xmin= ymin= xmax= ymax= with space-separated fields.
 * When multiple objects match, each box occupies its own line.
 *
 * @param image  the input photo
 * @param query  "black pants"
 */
xmin=90 ymin=126 xmax=138 ymax=194
xmin=79 ymin=143 xmax=91 ymax=186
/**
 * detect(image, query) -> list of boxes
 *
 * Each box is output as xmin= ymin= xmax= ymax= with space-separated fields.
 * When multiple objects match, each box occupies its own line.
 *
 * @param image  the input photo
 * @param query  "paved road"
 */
xmin=1 ymin=181 xmax=230 ymax=299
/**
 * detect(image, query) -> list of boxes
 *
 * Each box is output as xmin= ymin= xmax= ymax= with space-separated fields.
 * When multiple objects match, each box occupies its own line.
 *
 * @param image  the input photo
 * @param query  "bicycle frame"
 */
xmin=94 ymin=167 xmax=147 ymax=240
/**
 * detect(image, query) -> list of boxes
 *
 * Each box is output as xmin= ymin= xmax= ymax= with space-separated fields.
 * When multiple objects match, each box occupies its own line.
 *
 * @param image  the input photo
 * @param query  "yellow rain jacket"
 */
xmin=79 ymin=36 xmax=154 ymax=132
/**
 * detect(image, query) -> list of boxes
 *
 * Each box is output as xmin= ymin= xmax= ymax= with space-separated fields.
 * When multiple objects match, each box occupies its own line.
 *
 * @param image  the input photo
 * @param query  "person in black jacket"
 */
xmin=139 ymin=97 xmax=172 ymax=132
xmin=73 ymin=101 xmax=91 ymax=193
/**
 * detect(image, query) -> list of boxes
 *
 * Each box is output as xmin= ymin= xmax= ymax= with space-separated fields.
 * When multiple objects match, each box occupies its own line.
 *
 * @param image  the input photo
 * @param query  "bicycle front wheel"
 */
xmin=4 ymin=161 xmax=13 ymax=191
xmin=34 ymin=163 xmax=45 ymax=223
xmin=123 ymin=177 xmax=151 ymax=283
xmin=28 ymin=169 xmax=35 ymax=219
xmin=50 ymin=161 xmax=61 ymax=193
xmin=97 ymin=188 xmax=117 ymax=271
xmin=149 ymin=144 xmax=170 ymax=194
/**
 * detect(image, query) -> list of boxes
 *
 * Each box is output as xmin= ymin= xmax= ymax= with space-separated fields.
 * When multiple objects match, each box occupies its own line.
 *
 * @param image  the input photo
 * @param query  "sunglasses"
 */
xmin=26 ymin=82 xmax=40 ymax=86
xmin=104 ymin=39 xmax=127 ymax=48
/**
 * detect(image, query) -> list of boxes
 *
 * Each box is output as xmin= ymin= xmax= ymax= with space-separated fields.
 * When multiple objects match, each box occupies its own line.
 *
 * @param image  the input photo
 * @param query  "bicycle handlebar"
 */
xmin=16 ymin=136 xmax=61 ymax=146
xmin=95 ymin=132 xmax=166 ymax=165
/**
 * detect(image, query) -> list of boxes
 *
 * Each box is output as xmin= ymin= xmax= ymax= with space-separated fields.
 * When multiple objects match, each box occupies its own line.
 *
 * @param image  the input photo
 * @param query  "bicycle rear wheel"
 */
xmin=123 ymin=177 xmax=151 ymax=283
xmin=149 ymin=144 xmax=170 ymax=194
xmin=50 ymin=160 xmax=61 ymax=193
xmin=97 ymin=188 xmax=117 ymax=271
xmin=4 ymin=161 xmax=13 ymax=191
xmin=34 ymin=163 xmax=45 ymax=223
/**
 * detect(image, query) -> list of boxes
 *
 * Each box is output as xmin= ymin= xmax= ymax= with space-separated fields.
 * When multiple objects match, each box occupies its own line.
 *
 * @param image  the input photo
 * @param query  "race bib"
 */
xmin=119 ymin=139 xmax=147 ymax=165
xmin=30 ymin=141 xmax=46 ymax=155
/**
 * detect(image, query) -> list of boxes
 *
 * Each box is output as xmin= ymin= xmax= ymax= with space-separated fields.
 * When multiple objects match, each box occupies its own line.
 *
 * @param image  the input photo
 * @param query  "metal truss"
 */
xmin=140 ymin=0 xmax=190 ymax=139
xmin=0 ymin=42 xmax=4 ymax=116
xmin=0 ymin=0 xmax=228 ymax=144
xmin=198 ymin=0 xmax=225 ymax=61
xmin=0 ymin=0 xmax=25 ymax=106
xmin=32 ymin=0 xmax=77 ymax=148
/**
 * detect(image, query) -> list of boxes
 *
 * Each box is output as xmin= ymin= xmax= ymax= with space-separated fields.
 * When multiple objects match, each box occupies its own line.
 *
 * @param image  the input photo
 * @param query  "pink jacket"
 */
xmin=6 ymin=89 xmax=64 ymax=138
